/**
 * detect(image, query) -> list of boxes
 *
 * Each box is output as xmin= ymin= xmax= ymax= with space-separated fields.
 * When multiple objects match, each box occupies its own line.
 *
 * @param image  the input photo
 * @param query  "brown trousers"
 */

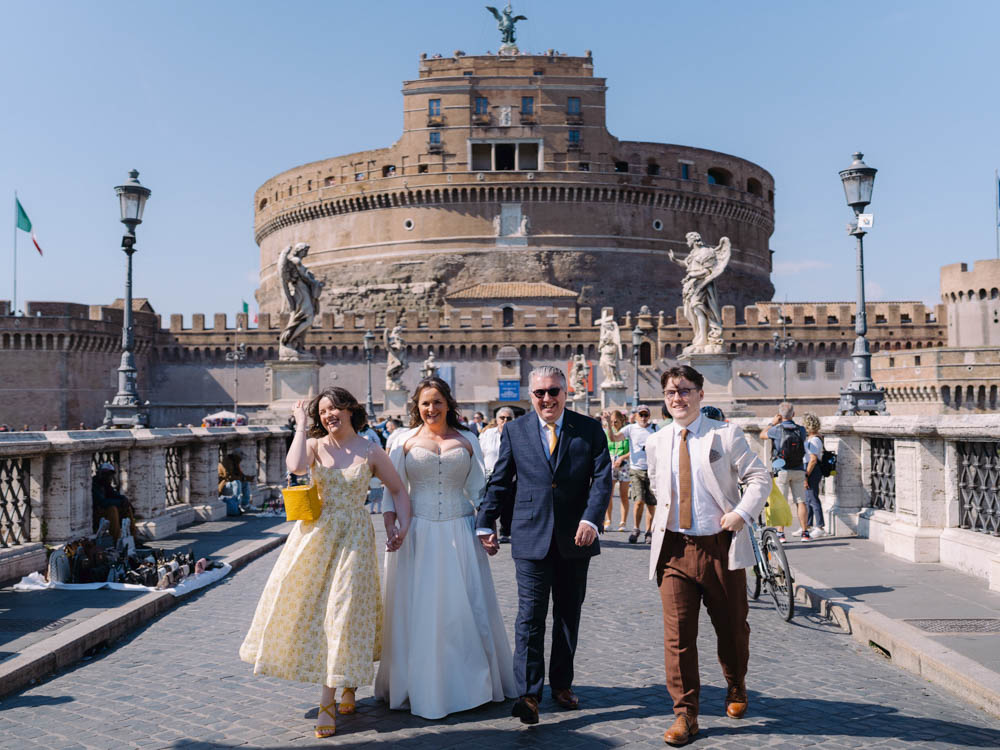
xmin=656 ymin=529 xmax=750 ymax=718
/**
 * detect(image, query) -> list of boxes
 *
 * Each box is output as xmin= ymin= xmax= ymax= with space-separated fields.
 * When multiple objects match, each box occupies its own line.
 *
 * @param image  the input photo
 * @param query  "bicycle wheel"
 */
xmin=746 ymin=563 xmax=761 ymax=600
xmin=760 ymin=528 xmax=794 ymax=621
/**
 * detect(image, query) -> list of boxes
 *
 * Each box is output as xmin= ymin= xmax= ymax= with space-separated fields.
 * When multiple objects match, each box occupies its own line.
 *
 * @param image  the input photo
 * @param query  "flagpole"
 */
xmin=12 ymin=191 xmax=17 ymax=315
xmin=995 ymin=169 xmax=999 ymax=260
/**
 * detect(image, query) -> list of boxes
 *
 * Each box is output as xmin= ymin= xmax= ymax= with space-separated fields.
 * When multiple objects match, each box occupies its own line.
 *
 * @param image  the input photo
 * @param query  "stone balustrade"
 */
xmin=0 ymin=426 xmax=289 ymax=583
xmin=734 ymin=415 xmax=1000 ymax=592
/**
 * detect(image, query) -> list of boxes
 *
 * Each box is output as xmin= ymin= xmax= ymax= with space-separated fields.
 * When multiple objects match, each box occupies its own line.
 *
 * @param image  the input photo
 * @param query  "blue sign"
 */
xmin=498 ymin=379 xmax=520 ymax=401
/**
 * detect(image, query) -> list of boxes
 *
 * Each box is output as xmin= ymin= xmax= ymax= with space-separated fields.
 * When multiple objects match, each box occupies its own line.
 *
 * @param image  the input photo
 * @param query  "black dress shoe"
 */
xmin=552 ymin=687 xmax=579 ymax=710
xmin=511 ymin=695 xmax=539 ymax=725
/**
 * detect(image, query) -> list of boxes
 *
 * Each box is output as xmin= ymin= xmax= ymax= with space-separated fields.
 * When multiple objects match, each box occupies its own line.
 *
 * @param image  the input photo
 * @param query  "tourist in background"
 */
xmin=218 ymin=452 xmax=251 ymax=516
xmin=470 ymin=411 xmax=486 ymax=436
xmin=801 ymin=413 xmax=826 ymax=539
xmin=607 ymin=406 xmax=659 ymax=544
xmin=758 ymin=402 xmax=807 ymax=543
xmin=601 ymin=410 xmax=631 ymax=531
xmin=480 ymin=406 xmax=515 ymax=542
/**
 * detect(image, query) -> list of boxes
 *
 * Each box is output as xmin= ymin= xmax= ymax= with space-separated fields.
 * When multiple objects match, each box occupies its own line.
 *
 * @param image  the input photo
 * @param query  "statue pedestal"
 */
xmin=677 ymin=352 xmax=751 ymax=418
xmin=383 ymin=389 xmax=409 ymax=418
xmin=266 ymin=359 xmax=321 ymax=419
xmin=567 ymin=394 xmax=590 ymax=414
xmin=600 ymin=385 xmax=629 ymax=411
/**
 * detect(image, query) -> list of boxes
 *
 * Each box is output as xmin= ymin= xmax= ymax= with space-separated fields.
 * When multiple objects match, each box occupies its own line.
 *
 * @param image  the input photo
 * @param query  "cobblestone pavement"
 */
xmin=1 ymin=525 xmax=999 ymax=749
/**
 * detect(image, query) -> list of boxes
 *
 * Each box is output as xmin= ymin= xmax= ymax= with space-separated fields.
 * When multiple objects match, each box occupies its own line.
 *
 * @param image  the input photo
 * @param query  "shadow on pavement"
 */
xmin=157 ymin=684 xmax=1000 ymax=748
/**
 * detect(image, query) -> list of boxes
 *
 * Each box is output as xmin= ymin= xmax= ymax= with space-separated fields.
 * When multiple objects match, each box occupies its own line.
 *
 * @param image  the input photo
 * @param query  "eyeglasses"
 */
xmin=664 ymin=388 xmax=695 ymax=400
xmin=497 ymin=415 xmax=512 ymax=421
xmin=532 ymin=387 xmax=562 ymax=399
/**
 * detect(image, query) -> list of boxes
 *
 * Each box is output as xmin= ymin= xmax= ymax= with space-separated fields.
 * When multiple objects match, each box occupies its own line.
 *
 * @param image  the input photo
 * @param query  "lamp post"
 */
xmin=836 ymin=152 xmax=887 ymax=415
xmin=631 ymin=324 xmax=642 ymax=409
xmin=101 ymin=170 xmax=151 ymax=429
xmin=771 ymin=309 xmax=796 ymax=402
xmin=363 ymin=329 xmax=376 ymax=422
xmin=225 ymin=327 xmax=247 ymax=424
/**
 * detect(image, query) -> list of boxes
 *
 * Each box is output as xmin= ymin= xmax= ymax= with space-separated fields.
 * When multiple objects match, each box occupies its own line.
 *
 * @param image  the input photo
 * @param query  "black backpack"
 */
xmin=820 ymin=449 xmax=838 ymax=477
xmin=776 ymin=424 xmax=805 ymax=468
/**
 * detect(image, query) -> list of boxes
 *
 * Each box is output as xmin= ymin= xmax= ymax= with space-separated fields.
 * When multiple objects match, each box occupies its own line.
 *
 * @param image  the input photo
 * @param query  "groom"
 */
xmin=477 ymin=365 xmax=612 ymax=724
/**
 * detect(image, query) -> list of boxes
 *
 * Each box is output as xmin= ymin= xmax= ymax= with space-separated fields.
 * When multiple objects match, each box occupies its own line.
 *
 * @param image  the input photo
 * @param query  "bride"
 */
xmin=375 ymin=376 xmax=517 ymax=719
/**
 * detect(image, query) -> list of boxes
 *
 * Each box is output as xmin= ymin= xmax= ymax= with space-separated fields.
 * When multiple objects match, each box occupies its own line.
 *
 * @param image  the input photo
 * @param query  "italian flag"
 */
xmin=16 ymin=198 xmax=43 ymax=255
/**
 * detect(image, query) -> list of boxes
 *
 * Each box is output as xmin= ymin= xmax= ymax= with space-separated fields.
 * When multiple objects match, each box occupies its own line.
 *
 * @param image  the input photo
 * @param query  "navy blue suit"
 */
xmin=476 ymin=407 xmax=612 ymax=698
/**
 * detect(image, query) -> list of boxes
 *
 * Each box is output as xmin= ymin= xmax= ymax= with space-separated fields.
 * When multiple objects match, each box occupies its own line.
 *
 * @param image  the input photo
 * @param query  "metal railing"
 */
xmin=165 ymin=445 xmax=183 ymax=506
xmin=869 ymin=437 xmax=896 ymax=512
xmin=0 ymin=457 xmax=31 ymax=547
xmin=957 ymin=441 xmax=1000 ymax=536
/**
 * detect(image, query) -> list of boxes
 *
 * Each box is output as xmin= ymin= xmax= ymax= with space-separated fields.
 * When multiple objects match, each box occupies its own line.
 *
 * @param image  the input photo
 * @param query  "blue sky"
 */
xmin=3 ymin=0 xmax=998 ymax=321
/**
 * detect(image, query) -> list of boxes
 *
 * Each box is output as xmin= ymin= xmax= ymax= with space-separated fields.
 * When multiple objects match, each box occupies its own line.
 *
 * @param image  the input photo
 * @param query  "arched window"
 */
xmin=706 ymin=167 xmax=732 ymax=186
xmin=502 ymin=306 xmax=514 ymax=327
xmin=640 ymin=341 xmax=652 ymax=366
xmin=746 ymin=178 xmax=762 ymax=196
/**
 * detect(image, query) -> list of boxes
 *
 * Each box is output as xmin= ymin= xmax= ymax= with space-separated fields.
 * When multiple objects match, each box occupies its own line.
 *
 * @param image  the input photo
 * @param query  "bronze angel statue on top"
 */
xmin=669 ymin=232 xmax=731 ymax=355
xmin=277 ymin=242 xmax=324 ymax=359
xmin=486 ymin=4 xmax=527 ymax=46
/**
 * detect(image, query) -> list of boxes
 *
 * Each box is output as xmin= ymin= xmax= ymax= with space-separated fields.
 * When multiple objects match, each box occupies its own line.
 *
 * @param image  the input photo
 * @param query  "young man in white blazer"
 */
xmin=645 ymin=365 xmax=770 ymax=746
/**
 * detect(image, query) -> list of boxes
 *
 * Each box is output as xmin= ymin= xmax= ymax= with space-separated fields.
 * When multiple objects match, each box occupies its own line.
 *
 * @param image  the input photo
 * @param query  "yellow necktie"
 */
xmin=545 ymin=423 xmax=557 ymax=455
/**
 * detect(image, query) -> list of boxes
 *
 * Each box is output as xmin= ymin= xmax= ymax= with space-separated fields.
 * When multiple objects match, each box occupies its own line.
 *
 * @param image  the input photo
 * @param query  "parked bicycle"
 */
xmin=745 ymin=514 xmax=795 ymax=621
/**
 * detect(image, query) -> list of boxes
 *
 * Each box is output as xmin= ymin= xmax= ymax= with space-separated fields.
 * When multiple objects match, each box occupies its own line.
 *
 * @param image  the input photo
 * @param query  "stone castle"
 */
xmin=1 ymin=41 xmax=997 ymax=429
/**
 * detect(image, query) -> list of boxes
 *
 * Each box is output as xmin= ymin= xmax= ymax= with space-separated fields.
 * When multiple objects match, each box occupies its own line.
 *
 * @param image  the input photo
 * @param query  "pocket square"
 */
xmin=708 ymin=449 xmax=723 ymax=463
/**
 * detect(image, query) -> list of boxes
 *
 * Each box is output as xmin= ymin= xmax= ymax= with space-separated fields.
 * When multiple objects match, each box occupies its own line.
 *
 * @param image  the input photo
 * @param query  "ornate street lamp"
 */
xmin=363 ymin=329 xmax=376 ymax=422
xmin=836 ymin=152 xmax=887 ymax=415
xmin=771 ymin=308 xmax=796 ymax=402
xmin=631 ymin=324 xmax=642 ymax=409
xmin=225 ymin=327 xmax=247 ymax=424
xmin=101 ymin=170 xmax=151 ymax=429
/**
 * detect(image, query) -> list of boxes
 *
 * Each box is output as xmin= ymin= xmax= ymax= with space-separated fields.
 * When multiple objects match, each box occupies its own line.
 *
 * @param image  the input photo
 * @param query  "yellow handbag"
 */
xmin=282 ymin=484 xmax=321 ymax=522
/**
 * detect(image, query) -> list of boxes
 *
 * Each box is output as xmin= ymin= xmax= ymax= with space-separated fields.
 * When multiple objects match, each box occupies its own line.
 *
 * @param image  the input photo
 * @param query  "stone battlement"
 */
xmin=940 ymin=259 xmax=1000 ymax=302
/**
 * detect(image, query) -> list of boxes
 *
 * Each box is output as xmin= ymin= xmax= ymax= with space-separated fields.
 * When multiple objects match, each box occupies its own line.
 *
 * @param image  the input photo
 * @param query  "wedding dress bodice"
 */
xmin=404 ymin=446 xmax=474 ymax=521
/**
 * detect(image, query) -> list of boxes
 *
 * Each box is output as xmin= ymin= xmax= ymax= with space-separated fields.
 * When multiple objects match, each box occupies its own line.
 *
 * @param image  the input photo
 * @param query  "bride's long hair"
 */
xmin=407 ymin=377 xmax=468 ymax=432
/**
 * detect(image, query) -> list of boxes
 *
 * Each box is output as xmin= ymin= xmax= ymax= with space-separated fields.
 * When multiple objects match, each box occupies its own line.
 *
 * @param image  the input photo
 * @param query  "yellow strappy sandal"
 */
xmin=314 ymin=701 xmax=337 ymax=738
xmin=338 ymin=688 xmax=357 ymax=715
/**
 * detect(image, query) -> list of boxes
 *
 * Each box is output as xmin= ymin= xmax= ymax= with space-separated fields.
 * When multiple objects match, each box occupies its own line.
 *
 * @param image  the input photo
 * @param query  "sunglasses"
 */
xmin=531 ymin=387 xmax=562 ymax=399
xmin=497 ymin=415 xmax=512 ymax=421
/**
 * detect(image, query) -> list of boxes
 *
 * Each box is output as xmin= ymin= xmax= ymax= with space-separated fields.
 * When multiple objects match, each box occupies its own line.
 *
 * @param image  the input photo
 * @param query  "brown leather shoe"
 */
xmin=725 ymin=684 xmax=748 ymax=719
xmin=663 ymin=714 xmax=699 ymax=745
xmin=552 ymin=687 xmax=580 ymax=710
xmin=511 ymin=695 xmax=539 ymax=725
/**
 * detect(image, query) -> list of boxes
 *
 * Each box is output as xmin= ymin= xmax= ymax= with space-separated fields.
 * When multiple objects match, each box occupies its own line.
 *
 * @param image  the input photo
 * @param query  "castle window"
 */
xmin=533 ymin=69 xmax=543 ymax=75
xmin=900 ymin=313 xmax=911 ymax=323
xmin=578 ymin=162 xmax=590 ymax=171
xmin=470 ymin=139 xmax=542 ymax=171
xmin=429 ymin=131 xmax=441 ymax=145
xmin=825 ymin=359 xmax=836 ymax=373
xmin=804 ymin=316 xmax=815 ymax=324
xmin=258 ymin=198 xmax=267 ymax=210
xmin=518 ymin=143 xmax=538 ymax=170
xmin=914 ymin=355 xmax=921 ymax=366
xmin=382 ymin=164 xmax=396 ymax=177
xmin=706 ymin=168 xmax=732 ymax=186
xmin=463 ymin=70 xmax=473 ymax=76
xmin=418 ymin=164 xmax=428 ymax=173
xmin=680 ymin=163 xmax=691 ymax=180
xmin=502 ymin=306 xmax=514 ymax=327
xmin=640 ymin=341 xmax=652 ymax=366
xmin=354 ymin=172 xmax=364 ymax=181
xmin=307 ymin=180 xmax=312 ymax=191
xmin=288 ymin=186 xmax=293 ymax=195
xmin=521 ymin=96 xmax=534 ymax=115
xmin=646 ymin=162 xmax=660 ymax=176
xmin=567 ymin=97 xmax=581 ymax=114
xmin=495 ymin=143 xmax=515 ymax=170
xmin=428 ymin=98 xmax=441 ymax=116
xmin=796 ymin=360 xmax=808 ymax=375
xmin=747 ymin=177 xmax=762 ymax=196
xmin=768 ymin=190 xmax=774 ymax=204
xmin=475 ymin=97 xmax=489 ymax=114
xmin=324 ymin=176 xmax=335 ymax=186
xmin=827 ymin=315 xmax=838 ymax=324
xmin=614 ymin=160 xmax=629 ymax=173
xmin=568 ymin=130 xmax=581 ymax=145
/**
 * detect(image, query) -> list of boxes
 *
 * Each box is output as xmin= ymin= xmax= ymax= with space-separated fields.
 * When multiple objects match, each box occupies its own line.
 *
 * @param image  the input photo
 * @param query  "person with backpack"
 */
xmin=758 ymin=402 xmax=808 ymax=542
xmin=801 ymin=413 xmax=827 ymax=539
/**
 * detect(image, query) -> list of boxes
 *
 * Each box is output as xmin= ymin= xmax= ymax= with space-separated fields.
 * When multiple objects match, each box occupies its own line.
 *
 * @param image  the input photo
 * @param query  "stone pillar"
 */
xmin=599 ymin=385 xmax=628 ymax=411
xmin=882 ymin=437 xmax=946 ymax=563
xmin=189 ymin=440 xmax=226 ymax=521
xmin=130 ymin=444 xmax=179 ymax=539
xmin=41 ymin=453 xmax=77 ymax=542
xmin=821 ymin=421 xmax=866 ymax=537
xmin=266 ymin=435 xmax=287 ymax=486
xmin=384 ymin=389 xmax=409 ymax=417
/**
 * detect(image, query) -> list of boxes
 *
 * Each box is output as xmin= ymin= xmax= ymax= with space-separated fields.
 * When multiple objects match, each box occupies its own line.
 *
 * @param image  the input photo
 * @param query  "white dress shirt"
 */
xmin=479 ymin=427 xmax=502 ymax=473
xmin=665 ymin=415 xmax=751 ymax=535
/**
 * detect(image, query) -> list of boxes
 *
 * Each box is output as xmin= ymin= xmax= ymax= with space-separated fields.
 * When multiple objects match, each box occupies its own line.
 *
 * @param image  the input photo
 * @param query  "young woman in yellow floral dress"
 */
xmin=240 ymin=387 xmax=411 ymax=738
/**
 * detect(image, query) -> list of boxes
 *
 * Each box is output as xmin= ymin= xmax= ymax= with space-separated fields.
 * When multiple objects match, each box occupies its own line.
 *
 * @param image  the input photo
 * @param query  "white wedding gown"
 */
xmin=375 ymin=445 xmax=516 ymax=719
